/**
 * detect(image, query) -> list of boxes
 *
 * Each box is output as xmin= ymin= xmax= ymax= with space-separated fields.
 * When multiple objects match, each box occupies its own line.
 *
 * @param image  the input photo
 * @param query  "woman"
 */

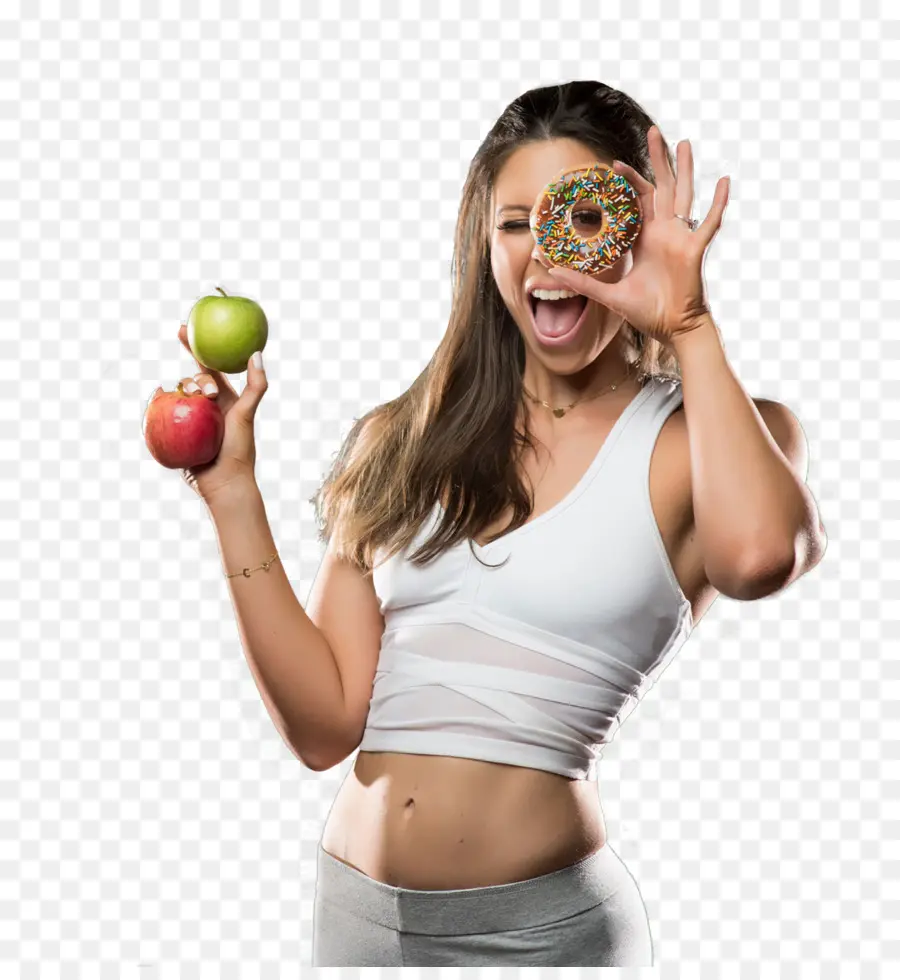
xmin=177 ymin=81 xmax=827 ymax=966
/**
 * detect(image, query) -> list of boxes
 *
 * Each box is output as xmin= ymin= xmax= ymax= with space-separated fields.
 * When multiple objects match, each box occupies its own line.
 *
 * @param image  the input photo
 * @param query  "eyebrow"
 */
xmin=496 ymin=205 xmax=531 ymax=216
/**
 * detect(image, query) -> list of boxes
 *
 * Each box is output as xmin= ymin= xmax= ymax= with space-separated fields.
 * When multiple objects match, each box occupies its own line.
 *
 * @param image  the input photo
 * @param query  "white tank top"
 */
xmin=363 ymin=375 xmax=693 ymax=780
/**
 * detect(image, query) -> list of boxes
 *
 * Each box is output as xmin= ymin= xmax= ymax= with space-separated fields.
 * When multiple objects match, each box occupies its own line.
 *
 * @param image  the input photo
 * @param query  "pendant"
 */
xmin=553 ymin=407 xmax=566 ymax=418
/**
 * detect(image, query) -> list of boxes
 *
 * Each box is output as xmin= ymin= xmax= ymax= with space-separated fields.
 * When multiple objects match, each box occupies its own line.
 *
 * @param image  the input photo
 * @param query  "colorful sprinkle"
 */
xmin=530 ymin=163 xmax=642 ymax=275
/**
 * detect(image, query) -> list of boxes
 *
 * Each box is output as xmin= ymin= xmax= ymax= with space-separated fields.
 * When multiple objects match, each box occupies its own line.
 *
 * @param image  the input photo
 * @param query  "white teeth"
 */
xmin=532 ymin=288 xmax=579 ymax=301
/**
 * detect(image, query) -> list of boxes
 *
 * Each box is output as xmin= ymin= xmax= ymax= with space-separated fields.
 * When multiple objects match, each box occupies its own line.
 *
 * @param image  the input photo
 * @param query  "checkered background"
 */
xmin=1 ymin=1 xmax=892 ymax=975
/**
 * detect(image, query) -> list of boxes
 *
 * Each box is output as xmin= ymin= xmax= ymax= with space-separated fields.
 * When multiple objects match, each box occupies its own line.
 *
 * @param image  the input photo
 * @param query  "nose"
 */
xmin=530 ymin=242 xmax=550 ymax=268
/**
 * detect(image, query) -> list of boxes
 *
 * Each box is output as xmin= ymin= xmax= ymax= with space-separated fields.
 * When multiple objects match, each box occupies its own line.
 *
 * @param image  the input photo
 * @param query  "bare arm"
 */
xmin=205 ymin=479 xmax=347 ymax=770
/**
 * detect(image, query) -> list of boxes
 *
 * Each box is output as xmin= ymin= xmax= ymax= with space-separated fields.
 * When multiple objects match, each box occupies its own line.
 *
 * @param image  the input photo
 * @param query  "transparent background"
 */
xmin=1 ymin=0 xmax=894 ymax=974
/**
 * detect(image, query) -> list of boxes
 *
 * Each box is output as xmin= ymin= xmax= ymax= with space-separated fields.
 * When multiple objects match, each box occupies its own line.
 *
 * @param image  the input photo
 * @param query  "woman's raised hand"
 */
xmin=170 ymin=322 xmax=268 ymax=505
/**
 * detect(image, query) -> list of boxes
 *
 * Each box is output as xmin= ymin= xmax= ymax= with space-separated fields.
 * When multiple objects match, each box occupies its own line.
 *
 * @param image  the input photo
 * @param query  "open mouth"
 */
xmin=528 ymin=293 xmax=590 ymax=345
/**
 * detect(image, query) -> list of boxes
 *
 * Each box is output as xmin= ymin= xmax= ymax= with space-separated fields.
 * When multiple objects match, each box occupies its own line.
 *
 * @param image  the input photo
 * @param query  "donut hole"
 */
xmin=569 ymin=203 xmax=606 ymax=240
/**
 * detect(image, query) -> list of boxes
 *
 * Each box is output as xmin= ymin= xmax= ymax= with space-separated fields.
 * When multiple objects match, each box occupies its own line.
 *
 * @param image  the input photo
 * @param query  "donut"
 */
xmin=529 ymin=162 xmax=642 ymax=275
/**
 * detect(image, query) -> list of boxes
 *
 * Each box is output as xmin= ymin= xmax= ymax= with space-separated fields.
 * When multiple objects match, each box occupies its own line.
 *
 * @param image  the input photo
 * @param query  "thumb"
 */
xmin=232 ymin=348 xmax=268 ymax=424
xmin=546 ymin=265 xmax=613 ymax=305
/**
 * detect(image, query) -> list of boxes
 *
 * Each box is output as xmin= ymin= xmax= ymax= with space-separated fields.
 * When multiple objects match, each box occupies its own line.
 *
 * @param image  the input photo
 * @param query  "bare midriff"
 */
xmin=318 ymin=389 xmax=713 ymax=892
xmin=319 ymin=750 xmax=607 ymax=890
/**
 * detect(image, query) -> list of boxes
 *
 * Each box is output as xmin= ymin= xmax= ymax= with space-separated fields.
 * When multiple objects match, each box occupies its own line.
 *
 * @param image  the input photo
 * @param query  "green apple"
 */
xmin=186 ymin=286 xmax=269 ymax=374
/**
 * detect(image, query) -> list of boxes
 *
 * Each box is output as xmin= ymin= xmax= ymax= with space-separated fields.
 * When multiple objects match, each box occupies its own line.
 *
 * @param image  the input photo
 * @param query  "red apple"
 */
xmin=142 ymin=382 xmax=225 ymax=469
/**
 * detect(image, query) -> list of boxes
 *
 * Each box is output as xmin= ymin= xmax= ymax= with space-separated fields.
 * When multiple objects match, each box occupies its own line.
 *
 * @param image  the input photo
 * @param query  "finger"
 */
xmin=178 ymin=323 xmax=238 ymax=397
xmin=612 ymin=160 xmax=655 ymax=223
xmin=191 ymin=372 xmax=220 ymax=397
xmin=230 ymin=349 xmax=268 ymax=426
xmin=648 ymin=125 xmax=676 ymax=219
xmin=695 ymin=175 xmax=730 ymax=248
xmin=182 ymin=368 xmax=236 ymax=409
xmin=545 ymin=264 xmax=616 ymax=304
xmin=673 ymin=140 xmax=694 ymax=221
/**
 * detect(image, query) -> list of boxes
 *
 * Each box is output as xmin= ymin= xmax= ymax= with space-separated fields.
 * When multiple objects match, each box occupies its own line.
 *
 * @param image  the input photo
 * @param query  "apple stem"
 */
xmin=215 ymin=286 xmax=228 ymax=297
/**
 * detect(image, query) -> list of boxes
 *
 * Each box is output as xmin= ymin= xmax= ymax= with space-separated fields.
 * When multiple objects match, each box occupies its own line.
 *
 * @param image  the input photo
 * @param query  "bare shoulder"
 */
xmin=658 ymin=390 xmax=809 ymax=510
xmin=750 ymin=398 xmax=811 ymax=482
xmin=656 ymin=392 xmax=816 ymax=609
xmin=654 ymin=391 xmax=691 ymax=525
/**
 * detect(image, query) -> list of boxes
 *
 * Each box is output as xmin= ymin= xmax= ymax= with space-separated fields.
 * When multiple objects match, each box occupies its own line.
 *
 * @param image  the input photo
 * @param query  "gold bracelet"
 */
xmin=224 ymin=552 xmax=280 ymax=579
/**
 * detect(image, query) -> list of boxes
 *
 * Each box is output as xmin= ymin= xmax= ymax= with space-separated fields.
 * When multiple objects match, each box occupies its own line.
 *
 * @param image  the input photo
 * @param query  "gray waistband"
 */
xmin=315 ymin=840 xmax=634 ymax=935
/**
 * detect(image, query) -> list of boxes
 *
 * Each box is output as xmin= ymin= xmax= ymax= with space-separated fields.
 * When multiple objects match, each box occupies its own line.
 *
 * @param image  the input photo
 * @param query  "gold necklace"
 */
xmin=521 ymin=362 xmax=637 ymax=418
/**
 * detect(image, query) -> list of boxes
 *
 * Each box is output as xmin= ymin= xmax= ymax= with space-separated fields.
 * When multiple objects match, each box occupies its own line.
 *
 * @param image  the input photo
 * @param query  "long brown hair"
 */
xmin=309 ymin=81 xmax=682 ymax=573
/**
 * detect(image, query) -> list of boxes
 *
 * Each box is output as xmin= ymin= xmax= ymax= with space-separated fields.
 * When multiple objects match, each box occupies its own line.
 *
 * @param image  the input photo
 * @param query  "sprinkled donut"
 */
xmin=529 ymin=162 xmax=642 ymax=275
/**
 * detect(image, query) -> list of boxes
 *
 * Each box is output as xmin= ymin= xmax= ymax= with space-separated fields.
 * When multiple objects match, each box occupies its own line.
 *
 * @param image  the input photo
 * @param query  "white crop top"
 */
xmin=361 ymin=375 xmax=694 ymax=781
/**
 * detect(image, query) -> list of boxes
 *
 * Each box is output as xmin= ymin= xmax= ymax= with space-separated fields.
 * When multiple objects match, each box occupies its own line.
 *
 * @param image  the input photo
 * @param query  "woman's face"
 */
xmin=489 ymin=138 xmax=634 ymax=376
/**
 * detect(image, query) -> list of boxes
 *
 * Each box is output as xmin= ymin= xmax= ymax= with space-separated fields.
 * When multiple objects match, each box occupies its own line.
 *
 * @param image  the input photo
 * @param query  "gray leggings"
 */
xmin=312 ymin=839 xmax=654 ymax=966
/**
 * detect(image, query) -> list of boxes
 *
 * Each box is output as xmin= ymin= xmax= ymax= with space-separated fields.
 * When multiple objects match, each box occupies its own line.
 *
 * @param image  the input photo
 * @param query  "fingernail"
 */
xmin=251 ymin=350 xmax=264 ymax=371
xmin=202 ymin=383 xmax=217 ymax=395
xmin=184 ymin=382 xmax=200 ymax=393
